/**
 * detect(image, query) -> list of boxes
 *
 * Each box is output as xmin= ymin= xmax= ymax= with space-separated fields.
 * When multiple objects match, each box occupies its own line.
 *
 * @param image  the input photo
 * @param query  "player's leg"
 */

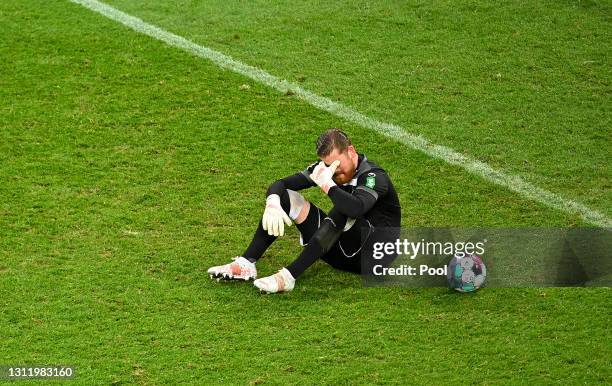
xmin=207 ymin=189 xmax=313 ymax=280
xmin=320 ymin=218 xmax=373 ymax=274
xmin=254 ymin=207 xmax=348 ymax=293
xmin=242 ymin=189 xmax=316 ymax=262
xmin=322 ymin=219 xmax=402 ymax=276
xmin=286 ymin=207 xmax=348 ymax=277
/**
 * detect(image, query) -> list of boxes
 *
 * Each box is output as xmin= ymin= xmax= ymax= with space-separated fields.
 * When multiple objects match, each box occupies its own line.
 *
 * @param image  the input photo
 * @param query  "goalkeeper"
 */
xmin=208 ymin=128 xmax=401 ymax=293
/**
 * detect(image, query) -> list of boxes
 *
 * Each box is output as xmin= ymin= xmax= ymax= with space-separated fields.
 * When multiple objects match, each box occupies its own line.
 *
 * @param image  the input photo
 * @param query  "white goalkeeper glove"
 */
xmin=312 ymin=160 xmax=340 ymax=194
xmin=262 ymin=194 xmax=292 ymax=237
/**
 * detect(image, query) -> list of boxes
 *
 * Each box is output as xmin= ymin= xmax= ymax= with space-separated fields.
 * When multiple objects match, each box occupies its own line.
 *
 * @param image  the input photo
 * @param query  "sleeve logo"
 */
xmin=366 ymin=173 xmax=376 ymax=189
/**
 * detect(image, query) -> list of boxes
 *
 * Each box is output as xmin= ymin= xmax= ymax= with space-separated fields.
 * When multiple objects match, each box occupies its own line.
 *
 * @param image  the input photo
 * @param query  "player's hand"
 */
xmin=262 ymin=194 xmax=292 ymax=237
xmin=312 ymin=160 xmax=340 ymax=194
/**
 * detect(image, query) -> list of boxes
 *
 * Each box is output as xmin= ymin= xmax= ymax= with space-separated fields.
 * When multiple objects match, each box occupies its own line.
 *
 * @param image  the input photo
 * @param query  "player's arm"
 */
xmin=266 ymin=172 xmax=315 ymax=197
xmin=315 ymin=164 xmax=389 ymax=218
xmin=327 ymin=186 xmax=379 ymax=218
xmin=265 ymin=161 xmax=319 ymax=196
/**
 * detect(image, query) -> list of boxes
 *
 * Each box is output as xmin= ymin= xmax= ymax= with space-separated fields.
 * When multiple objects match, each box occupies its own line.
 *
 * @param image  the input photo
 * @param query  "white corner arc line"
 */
xmin=70 ymin=0 xmax=611 ymax=228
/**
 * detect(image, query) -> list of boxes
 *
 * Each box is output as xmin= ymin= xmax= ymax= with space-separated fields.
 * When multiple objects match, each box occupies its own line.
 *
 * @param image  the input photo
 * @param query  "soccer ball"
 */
xmin=447 ymin=253 xmax=486 ymax=292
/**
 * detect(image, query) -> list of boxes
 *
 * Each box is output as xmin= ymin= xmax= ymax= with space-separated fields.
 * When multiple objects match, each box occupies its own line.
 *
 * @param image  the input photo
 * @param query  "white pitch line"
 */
xmin=69 ymin=0 xmax=611 ymax=228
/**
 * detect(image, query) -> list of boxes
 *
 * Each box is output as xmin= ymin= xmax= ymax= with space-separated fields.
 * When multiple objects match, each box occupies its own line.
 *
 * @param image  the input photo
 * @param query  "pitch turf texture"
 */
xmin=1 ymin=0 xmax=610 ymax=384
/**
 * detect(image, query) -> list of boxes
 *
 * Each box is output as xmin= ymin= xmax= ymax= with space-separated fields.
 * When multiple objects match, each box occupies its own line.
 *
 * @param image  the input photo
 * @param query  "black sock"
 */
xmin=242 ymin=191 xmax=294 ymax=263
xmin=286 ymin=239 xmax=325 ymax=278
xmin=242 ymin=221 xmax=277 ymax=263
xmin=286 ymin=213 xmax=346 ymax=278
xmin=294 ymin=204 xmax=323 ymax=245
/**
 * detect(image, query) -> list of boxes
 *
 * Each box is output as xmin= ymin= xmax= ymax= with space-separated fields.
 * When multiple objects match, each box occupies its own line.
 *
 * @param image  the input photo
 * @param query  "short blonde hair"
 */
xmin=316 ymin=128 xmax=352 ymax=157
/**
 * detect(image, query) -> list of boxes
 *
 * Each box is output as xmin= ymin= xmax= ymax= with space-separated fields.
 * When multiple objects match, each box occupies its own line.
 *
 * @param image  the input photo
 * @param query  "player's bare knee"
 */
xmin=287 ymin=190 xmax=310 ymax=224
xmin=295 ymin=201 xmax=310 ymax=224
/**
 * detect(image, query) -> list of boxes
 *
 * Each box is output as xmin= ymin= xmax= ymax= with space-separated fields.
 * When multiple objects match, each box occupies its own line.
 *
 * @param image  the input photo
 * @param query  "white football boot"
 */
xmin=208 ymin=256 xmax=257 ymax=281
xmin=253 ymin=268 xmax=295 ymax=294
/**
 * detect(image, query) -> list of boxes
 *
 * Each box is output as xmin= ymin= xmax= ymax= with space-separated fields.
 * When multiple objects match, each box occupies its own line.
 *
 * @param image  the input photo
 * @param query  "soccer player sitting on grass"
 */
xmin=208 ymin=128 xmax=401 ymax=293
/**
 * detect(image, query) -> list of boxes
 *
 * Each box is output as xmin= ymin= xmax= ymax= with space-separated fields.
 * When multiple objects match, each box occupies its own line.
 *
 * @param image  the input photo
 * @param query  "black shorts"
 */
xmin=299 ymin=205 xmax=376 ymax=274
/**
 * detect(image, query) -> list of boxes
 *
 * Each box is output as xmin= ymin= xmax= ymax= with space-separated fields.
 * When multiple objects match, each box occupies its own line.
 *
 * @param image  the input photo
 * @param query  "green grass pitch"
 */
xmin=0 ymin=0 xmax=610 ymax=384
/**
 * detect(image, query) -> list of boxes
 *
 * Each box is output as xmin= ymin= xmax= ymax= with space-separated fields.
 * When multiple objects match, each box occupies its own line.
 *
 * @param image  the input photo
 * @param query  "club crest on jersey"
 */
xmin=366 ymin=173 xmax=376 ymax=189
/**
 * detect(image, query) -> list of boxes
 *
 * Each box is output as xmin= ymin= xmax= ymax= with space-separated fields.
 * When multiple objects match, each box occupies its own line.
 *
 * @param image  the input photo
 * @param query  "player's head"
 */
xmin=316 ymin=128 xmax=358 ymax=185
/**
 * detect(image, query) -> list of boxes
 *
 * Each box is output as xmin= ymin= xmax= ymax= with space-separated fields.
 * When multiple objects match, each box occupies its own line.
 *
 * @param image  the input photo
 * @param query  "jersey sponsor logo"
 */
xmin=366 ymin=173 xmax=376 ymax=189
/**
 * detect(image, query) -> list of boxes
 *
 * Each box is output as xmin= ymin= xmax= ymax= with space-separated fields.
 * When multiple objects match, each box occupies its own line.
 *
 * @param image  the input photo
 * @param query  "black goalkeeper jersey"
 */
xmin=267 ymin=154 xmax=401 ymax=228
